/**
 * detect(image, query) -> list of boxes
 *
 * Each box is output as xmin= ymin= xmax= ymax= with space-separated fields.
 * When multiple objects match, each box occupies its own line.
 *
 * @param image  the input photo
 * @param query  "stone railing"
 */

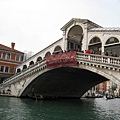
xmin=76 ymin=52 xmax=120 ymax=66
xmin=3 ymin=59 xmax=46 ymax=86
xmin=2 ymin=52 xmax=120 ymax=87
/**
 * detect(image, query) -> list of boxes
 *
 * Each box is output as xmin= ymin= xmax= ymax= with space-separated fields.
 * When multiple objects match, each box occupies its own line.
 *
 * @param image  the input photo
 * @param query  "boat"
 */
xmin=106 ymin=95 xmax=115 ymax=100
xmin=85 ymin=93 xmax=103 ymax=98
xmin=27 ymin=94 xmax=58 ymax=100
xmin=27 ymin=94 xmax=44 ymax=100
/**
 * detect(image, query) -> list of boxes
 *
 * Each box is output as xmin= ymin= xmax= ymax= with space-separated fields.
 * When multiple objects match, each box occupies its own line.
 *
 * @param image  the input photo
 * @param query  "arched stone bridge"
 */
xmin=1 ymin=52 xmax=120 ymax=98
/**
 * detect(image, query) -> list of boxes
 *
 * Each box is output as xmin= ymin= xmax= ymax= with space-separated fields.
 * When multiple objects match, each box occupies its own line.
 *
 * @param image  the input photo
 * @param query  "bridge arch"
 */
xmin=18 ymin=63 xmax=120 ymax=98
xmin=77 ymin=62 xmax=120 ymax=84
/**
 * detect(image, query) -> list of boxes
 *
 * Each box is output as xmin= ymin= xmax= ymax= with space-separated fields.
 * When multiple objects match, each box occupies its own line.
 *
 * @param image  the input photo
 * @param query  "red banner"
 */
xmin=46 ymin=51 xmax=77 ymax=68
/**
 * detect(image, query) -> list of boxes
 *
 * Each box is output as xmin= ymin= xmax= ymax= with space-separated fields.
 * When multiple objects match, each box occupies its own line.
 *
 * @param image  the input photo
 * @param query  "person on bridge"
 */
xmin=113 ymin=52 xmax=117 ymax=57
xmin=104 ymin=51 xmax=108 ymax=56
xmin=85 ymin=49 xmax=90 ymax=54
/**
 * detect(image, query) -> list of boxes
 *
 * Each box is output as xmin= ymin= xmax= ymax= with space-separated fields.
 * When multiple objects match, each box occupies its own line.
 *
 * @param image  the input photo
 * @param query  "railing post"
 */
xmin=108 ymin=57 xmax=110 ymax=64
xmin=88 ymin=54 xmax=90 ymax=61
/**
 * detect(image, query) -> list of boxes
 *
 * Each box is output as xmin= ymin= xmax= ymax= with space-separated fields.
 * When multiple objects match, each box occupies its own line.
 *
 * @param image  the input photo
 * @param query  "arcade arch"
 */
xmin=36 ymin=56 xmax=42 ymax=62
xmin=104 ymin=37 xmax=120 ymax=56
xmin=29 ymin=61 xmax=34 ymax=66
xmin=23 ymin=65 xmax=27 ymax=70
xmin=45 ymin=51 xmax=51 ymax=58
xmin=67 ymin=25 xmax=83 ymax=52
xmin=16 ymin=68 xmax=21 ymax=73
xmin=54 ymin=46 xmax=63 ymax=54
xmin=88 ymin=37 xmax=102 ymax=54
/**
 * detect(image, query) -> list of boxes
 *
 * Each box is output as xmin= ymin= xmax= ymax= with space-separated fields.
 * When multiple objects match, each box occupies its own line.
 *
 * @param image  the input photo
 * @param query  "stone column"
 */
xmin=82 ymin=25 xmax=88 ymax=52
xmin=62 ymin=30 xmax=67 ymax=51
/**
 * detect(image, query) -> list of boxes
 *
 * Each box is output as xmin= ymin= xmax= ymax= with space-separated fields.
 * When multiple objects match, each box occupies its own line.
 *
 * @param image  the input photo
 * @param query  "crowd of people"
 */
xmin=52 ymin=48 xmax=119 ymax=58
xmin=104 ymin=51 xmax=118 ymax=57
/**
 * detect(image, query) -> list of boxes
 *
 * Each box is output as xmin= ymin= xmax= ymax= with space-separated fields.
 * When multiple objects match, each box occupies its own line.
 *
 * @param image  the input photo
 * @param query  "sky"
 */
xmin=0 ymin=0 xmax=120 ymax=54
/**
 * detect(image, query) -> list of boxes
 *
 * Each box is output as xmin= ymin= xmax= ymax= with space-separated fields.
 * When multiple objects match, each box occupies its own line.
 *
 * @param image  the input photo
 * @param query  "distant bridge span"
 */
xmin=1 ymin=52 xmax=120 ymax=98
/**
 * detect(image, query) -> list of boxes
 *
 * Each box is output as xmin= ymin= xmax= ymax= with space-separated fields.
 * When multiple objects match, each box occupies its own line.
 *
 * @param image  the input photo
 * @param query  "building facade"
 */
xmin=0 ymin=42 xmax=24 ymax=83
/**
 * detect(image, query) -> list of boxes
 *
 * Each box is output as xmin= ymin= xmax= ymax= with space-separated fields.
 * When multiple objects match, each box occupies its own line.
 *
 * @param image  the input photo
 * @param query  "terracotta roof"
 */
xmin=0 ymin=43 xmax=24 ymax=54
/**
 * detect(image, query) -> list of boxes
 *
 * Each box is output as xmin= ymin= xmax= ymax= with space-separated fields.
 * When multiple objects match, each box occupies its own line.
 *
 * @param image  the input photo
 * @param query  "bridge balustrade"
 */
xmin=2 ymin=52 xmax=120 ymax=86
xmin=3 ymin=59 xmax=46 ymax=86
xmin=76 ymin=52 xmax=120 ymax=66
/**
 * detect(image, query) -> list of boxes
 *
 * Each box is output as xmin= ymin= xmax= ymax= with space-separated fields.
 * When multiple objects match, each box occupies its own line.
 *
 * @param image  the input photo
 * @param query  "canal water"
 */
xmin=0 ymin=97 xmax=120 ymax=120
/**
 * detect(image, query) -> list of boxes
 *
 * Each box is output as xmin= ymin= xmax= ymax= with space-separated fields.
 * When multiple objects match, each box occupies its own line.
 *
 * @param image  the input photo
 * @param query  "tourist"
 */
xmin=85 ymin=49 xmax=90 ymax=54
xmin=105 ymin=51 xmax=108 ymax=56
xmin=110 ymin=52 xmax=113 ymax=56
xmin=113 ymin=52 xmax=117 ymax=57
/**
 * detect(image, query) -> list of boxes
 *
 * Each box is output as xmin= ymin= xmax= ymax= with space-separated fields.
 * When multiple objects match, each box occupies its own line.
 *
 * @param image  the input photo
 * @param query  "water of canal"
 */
xmin=0 ymin=96 xmax=120 ymax=120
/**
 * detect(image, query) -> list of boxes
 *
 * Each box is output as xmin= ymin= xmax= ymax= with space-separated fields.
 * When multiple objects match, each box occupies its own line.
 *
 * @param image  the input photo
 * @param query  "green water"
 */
xmin=0 ymin=97 xmax=120 ymax=120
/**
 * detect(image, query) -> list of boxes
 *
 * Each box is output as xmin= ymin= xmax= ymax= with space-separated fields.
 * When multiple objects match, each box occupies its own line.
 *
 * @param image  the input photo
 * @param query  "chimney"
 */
xmin=11 ymin=42 xmax=15 ymax=50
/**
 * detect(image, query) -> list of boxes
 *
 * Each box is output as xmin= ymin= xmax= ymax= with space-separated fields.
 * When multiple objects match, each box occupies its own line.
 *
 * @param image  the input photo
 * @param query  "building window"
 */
xmin=1 ymin=52 xmax=11 ymax=60
xmin=2 ymin=53 xmax=6 ymax=59
xmin=5 ymin=66 xmax=9 ymax=73
xmin=6 ymin=53 xmax=11 ymax=59
xmin=0 ymin=66 xmax=4 ymax=72
xmin=16 ymin=54 xmax=19 ymax=61
xmin=20 ymin=55 xmax=24 ymax=62
xmin=0 ymin=66 xmax=9 ymax=73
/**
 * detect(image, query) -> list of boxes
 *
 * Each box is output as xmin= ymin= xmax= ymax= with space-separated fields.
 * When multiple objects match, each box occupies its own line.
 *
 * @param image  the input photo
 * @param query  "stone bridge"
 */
xmin=1 ymin=52 xmax=120 ymax=98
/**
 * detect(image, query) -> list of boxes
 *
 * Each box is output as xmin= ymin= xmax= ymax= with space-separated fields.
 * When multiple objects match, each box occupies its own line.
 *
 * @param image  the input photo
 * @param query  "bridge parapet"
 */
xmin=2 ymin=52 xmax=120 ymax=87
xmin=76 ymin=52 xmax=120 ymax=69
xmin=3 ymin=59 xmax=46 ymax=87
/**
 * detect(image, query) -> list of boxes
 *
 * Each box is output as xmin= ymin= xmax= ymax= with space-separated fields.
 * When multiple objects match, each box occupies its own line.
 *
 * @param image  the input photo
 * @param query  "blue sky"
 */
xmin=0 ymin=0 xmax=120 ymax=54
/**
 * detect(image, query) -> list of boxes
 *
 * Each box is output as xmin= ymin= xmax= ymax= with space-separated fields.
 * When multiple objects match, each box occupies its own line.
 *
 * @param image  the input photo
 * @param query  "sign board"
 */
xmin=46 ymin=51 xmax=77 ymax=68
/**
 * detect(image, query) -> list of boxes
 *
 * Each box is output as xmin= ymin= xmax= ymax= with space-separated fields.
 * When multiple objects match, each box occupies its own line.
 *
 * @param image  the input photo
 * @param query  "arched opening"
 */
xmin=21 ymin=67 xmax=108 ymax=98
xmin=45 ymin=51 xmax=51 ymax=58
xmin=88 ymin=37 xmax=102 ymax=54
xmin=29 ymin=61 xmax=34 ymax=66
xmin=104 ymin=37 xmax=120 ymax=56
xmin=36 ymin=56 xmax=42 ymax=62
xmin=17 ymin=68 xmax=21 ymax=73
xmin=23 ymin=65 xmax=27 ymax=70
xmin=67 ymin=25 xmax=83 ymax=52
xmin=53 ymin=46 xmax=63 ymax=54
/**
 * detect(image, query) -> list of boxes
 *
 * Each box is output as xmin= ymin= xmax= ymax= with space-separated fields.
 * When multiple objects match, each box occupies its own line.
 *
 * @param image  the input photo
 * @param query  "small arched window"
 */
xmin=89 ymin=37 xmax=101 ymax=44
xmin=45 ymin=52 xmax=51 ymax=58
xmin=23 ymin=65 xmax=27 ymax=70
xmin=54 ymin=46 xmax=63 ymax=54
xmin=106 ymin=37 xmax=119 ymax=45
xmin=17 ymin=68 xmax=21 ymax=73
xmin=36 ymin=57 xmax=42 ymax=62
xmin=29 ymin=61 xmax=34 ymax=65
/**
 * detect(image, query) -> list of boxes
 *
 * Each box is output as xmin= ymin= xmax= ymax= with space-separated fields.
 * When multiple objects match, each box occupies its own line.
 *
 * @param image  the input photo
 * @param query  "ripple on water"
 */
xmin=0 ymin=97 xmax=120 ymax=120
